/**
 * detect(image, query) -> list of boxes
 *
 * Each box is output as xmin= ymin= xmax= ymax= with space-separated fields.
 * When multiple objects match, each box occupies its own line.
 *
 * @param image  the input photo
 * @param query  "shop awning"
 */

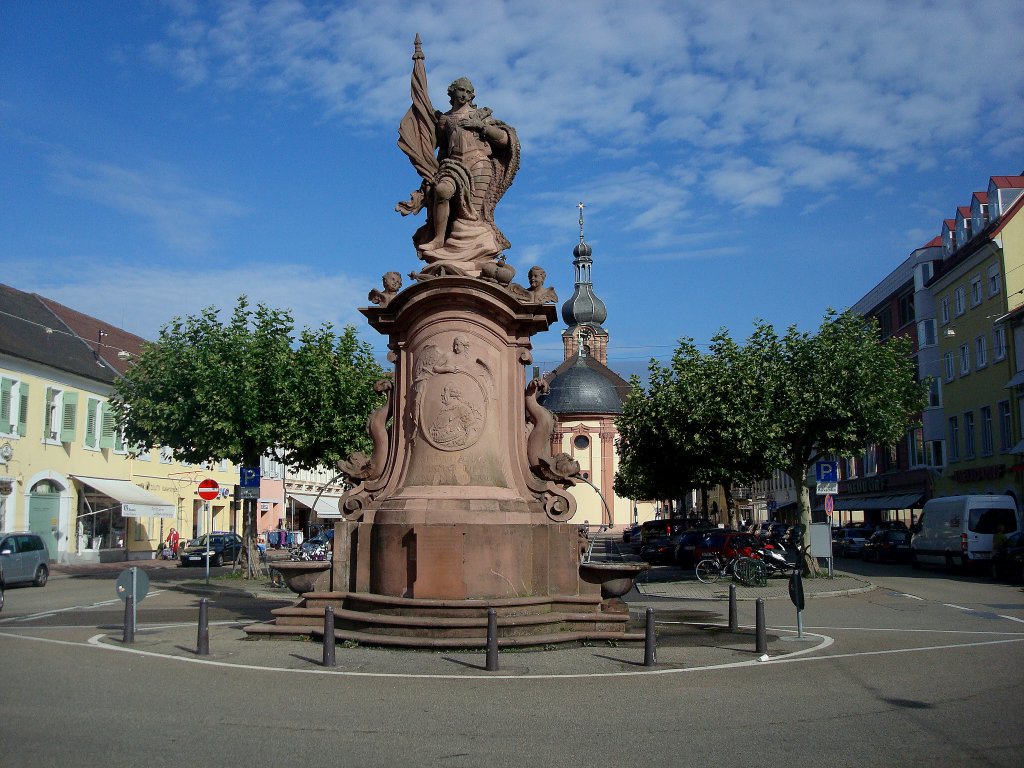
xmin=1005 ymin=370 xmax=1024 ymax=389
xmin=814 ymin=493 xmax=922 ymax=513
xmin=288 ymin=492 xmax=339 ymax=516
xmin=72 ymin=475 xmax=176 ymax=518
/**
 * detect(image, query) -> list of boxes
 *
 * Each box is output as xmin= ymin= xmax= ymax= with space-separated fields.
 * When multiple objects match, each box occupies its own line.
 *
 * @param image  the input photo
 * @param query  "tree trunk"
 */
xmin=788 ymin=467 xmax=822 ymax=577
xmin=722 ymin=484 xmax=736 ymax=528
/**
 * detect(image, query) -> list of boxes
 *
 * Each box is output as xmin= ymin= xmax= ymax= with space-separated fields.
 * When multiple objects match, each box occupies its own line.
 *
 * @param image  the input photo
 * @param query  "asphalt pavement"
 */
xmin=42 ymin=547 xmax=872 ymax=677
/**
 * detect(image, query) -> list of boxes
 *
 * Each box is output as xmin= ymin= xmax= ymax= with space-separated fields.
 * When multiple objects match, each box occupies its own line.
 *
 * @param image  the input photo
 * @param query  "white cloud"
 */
xmin=19 ymin=263 xmax=368 ymax=343
xmin=47 ymin=153 xmax=246 ymax=252
xmin=138 ymin=0 xmax=1024 ymax=230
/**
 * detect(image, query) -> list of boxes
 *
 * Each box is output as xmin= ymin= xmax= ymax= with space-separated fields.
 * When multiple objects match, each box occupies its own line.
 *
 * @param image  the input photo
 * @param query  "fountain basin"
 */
xmin=269 ymin=560 xmax=331 ymax=594
xmin=579 ymin=561 xmax=650 ymax=599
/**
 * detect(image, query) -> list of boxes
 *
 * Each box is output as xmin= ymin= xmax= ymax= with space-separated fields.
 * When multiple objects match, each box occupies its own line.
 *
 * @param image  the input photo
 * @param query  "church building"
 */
xmin=540 ymin=207 xmax=657 ymax=529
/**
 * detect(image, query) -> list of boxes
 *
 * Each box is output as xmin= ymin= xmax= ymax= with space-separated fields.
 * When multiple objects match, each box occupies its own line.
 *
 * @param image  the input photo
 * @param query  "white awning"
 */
xmin=73 ymin=475 xmax=176 ymax=519
xmin=288 ymin=492 xmax=339 ymax=517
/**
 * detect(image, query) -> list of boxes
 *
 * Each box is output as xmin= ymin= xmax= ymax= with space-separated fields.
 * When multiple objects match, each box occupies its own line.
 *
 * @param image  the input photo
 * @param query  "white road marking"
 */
xmin=998 ymin=614 xmax=1024 ymax=624
xmin=943 ymin=603 xmax=969 ymax=611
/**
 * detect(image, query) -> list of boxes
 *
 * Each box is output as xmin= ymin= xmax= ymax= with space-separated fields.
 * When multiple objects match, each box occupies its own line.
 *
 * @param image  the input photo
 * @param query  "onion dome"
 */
xmin=560 ymin=203 xmax=608 ymax=328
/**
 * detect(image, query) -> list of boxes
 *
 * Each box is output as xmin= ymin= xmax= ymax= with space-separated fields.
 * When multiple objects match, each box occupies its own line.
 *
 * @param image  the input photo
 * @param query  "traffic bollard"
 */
xmin=197 ymin=597 xmax=209 ymax=656
xmin=643 ymin=607 xmax=656 ymax=667
xmin=323 ymin=606 xmax=336 ymax=667
xmin=122 ymin=594 xmax=135 ymax=644
xmin=728 ymin=584 xmax=738 ymax=631
xmin=755 ymin=597 xmax=768 ymax=655
xmin=485 ymin=608 xmax=499 ymax=671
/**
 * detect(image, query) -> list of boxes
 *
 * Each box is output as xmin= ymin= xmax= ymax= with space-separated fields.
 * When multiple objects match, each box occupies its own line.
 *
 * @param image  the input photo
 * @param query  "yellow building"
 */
xmin=0 ymin=284 xmax=239 ymax=563
xmin=931 ymin=176 xmax=1024 ymax=501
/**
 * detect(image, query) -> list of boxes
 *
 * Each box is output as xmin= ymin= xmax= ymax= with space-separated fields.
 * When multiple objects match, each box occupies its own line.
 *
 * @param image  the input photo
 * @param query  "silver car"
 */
xmin=0 ymin=532 xmax=51 ymax=587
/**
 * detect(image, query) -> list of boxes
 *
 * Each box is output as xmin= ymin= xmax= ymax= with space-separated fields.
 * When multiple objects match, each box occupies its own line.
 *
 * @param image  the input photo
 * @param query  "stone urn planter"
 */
xmin=268 ymin=560 xmax=331 ymax=594
xmin=579 ymin=561 xmax=650 ymax=599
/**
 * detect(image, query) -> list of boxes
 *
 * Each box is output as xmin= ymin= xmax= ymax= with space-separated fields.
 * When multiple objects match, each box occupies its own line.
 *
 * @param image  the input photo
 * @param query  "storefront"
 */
xmin=813 ymin=469 xmax=931 ymax=528
xmin=72 ymin=475 xmax=175 ymax=562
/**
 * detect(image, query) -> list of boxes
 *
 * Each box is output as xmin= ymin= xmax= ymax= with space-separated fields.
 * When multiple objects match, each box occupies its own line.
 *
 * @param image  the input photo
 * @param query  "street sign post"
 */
xmin=815 ymin=460 xmax=838 ymax=483
xmin=115 ymin=566 xmax=150 ymax=635
xmin=198 ymin=478 xmax=220 ymax=501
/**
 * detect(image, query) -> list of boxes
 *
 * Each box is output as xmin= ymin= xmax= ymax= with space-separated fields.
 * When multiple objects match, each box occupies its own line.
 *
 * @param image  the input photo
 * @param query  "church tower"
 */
xmin=560 ymin=203 xmax=609 ymax=365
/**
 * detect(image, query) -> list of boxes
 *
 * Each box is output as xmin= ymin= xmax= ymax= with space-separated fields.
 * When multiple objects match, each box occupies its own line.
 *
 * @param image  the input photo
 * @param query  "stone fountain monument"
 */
xmin=249 ymin=37 xmax=646 ymax=648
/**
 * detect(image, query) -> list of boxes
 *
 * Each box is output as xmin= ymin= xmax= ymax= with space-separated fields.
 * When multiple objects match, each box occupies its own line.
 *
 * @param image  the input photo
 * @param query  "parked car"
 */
xmin=911 ymin=495 xmax=1021 ymax=570
xmin=0 ymin=532 xmax=50 ymax=587
xmin=990 ymin=530 xmax=1024 ymax=581
xmin=622 ymin=523 xmax=642 ymax=544
xmin=693 ymin=531 xmax=762 ymax=561
xmin=638 ymin=520 xmax=690 ymax=547
xmin=673 ymin=529 xmax=719 ymax=567
xmin=833 ymin=528 xmax=873 ymax=558
xmin=640 ymin=535 xmax=678 ymax=565
xmin=861 ymin=529 xmax=911 ymax=563
xmin=179 ymin=532 xmax=244 ymax=567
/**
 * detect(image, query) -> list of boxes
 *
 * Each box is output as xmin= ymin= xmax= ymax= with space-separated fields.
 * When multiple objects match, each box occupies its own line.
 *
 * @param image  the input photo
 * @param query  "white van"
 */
xmin=910 ymin=495 xmax=1020 ymax=570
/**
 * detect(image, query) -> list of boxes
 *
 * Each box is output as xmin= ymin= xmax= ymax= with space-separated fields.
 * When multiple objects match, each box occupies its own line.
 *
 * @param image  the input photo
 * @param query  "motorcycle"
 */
xmin=755 ymin=544 xmax=793 ymax=576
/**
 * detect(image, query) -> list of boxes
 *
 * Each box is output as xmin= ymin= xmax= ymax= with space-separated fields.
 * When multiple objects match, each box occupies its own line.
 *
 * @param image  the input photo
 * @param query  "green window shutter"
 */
xmin=85 ymin=398 xmax=100 ymax=448
xmin=0 ymin=378 xmax=11 ymax=430
xmin=60 ymin=392 xmax=78 ymax=443
xmin=113 ymin=410 xmax=124 ymax=452
xmin=17 ymin=383 xmax=29 ymax=437
xmin=99 ymin=402 xmax=117 ymax=449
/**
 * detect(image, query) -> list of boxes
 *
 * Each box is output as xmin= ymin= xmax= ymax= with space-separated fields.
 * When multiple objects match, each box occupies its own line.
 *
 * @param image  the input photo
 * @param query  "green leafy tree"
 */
xmin=615 ymin=310 xmax=925 ymax=572
xmin=767 ymin=310 xmax=928 ymax=563
xmin=111 ymin=297 xmax=385 ymax=570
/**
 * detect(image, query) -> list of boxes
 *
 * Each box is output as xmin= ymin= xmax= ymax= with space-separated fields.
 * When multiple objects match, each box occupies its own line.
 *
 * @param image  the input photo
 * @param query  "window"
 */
xmin=948 ymin=417 xmax=960 ymax=461
xmin=573 ymin=434 xmax=591 ymax=450
xmin=876 ymin=308 xmax=892 ymax=338
xmin=954 ymin=286 xmax=966 ymax=316
xmin=970 ymin=275 xmax=983 ymax=307
xmin=917 ymin=319 xmax=936 ymax=348
xmin=928 ymin=378 xmax=942 ymax=408
xmin=863 ymin=444 xmax=878 ymax=475
xmin=999 ymin=401 xmax=1013 ymax=451
xmin=897 ymin=292 xmax=914 ymax=327
xmin=959 ymin=344 xmax=971 ymax=376
xmin=944 ymin=352 xmax=955 ymax=382
xmin=964 ymin=411 xmax=976 ymax=459
xmin=994 ymin=326 xmax=1007 ymax=361
xmin=908 ymin=427 xmax=926 ymax=467
xmin=0 ymin=377 xmax=29 ymax=437
xmin=988 ymin=263 xmax=1002 ymax=297
xmin=941 ymin=297 xmax=950 ymax=325
xmin=975 ymin=335 xmax=988 ymax=369
xmin=981 ymin=406 xmax=993 ymax=456
xmin=159 ymin=446 xmax=174 ymax=464
xmin=928 ymin=440 xmax=945 ymax=468
xmin=43 ymin=387 xmax=77 ymax=444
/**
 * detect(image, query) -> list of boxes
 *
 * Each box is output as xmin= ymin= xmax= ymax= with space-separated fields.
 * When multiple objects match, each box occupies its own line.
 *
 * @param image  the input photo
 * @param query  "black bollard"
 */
xmin=485 ymin=608 xmax=499 ymax=671
xmin=323 ymin=605 xmax=336 ymax=667
xmin=643 ymin=606 xmax=656 ymax=667
xmin=755 ymin=597 xmax=768 ymax=655
xmin=122 ymin=594 xmax=135 ymax=644
xmin=197 ymin=597 xmax=209 ymax=656
xmin=728 ymin=583 xmax=738 ymax=631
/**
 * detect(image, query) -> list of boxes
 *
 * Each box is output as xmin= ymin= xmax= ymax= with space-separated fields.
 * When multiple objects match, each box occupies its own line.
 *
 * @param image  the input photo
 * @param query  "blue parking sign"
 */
xmin=815 ymin=460 xmax=838 ymax=483
xmin=240 ymin=466 xmax=261 ymax=487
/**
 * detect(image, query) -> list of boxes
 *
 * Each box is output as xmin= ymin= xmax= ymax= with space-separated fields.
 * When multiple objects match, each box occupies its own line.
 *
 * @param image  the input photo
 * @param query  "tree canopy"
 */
xmin=615 ymin=310 xmax=927 ymax=556
xmin=110 ymin=296 xmax=386 ymax=553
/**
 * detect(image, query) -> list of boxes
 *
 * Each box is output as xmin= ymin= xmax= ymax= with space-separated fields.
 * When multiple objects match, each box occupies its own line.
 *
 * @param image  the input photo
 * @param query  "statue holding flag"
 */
xmin=396 ymin=36 xmax=521 ymax=273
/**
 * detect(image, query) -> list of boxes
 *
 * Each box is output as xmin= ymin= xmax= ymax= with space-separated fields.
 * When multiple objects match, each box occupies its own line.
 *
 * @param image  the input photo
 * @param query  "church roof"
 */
xmin=540 ymin=353 xmax=630 ymax=415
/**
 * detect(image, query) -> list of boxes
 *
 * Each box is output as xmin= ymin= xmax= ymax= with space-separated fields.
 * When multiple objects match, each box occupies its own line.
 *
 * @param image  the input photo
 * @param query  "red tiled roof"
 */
xmin=972 ymin=191 xmax=988 ymax=203
xmin=990 ymin=175 xmax=1024 ymax=189
xmin=36 ymin=296 xmax=147 ymax=376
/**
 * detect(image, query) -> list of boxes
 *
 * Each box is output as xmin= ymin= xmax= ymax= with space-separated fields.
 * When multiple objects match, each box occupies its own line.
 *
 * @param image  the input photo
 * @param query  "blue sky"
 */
xmin=3 ymin=0 xmax=1023 ymax=378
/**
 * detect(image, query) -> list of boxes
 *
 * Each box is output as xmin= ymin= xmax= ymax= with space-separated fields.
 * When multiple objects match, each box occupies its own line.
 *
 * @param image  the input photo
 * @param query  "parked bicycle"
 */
xmin=694 ymin=552 xmax=767 ymax=587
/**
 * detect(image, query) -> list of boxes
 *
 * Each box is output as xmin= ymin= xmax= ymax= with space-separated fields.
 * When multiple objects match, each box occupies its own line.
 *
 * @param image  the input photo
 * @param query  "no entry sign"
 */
xmin=198 ymin=478 xmax=220 ymax=501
